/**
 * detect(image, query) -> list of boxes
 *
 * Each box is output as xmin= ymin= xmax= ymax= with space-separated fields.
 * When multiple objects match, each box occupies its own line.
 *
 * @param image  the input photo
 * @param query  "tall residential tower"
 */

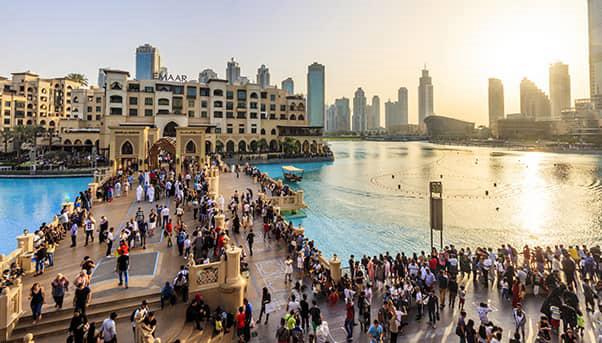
xmin=226 ymin=58 xmax=241 ymax=84
xmin=589 ymin=0 xmax=602 ymax=109
xmin=135 ymin=44 xmax=161 ymax=80
xmin=256 ymin=64 xmax=270 ymax=88
xmin=307 ymin=62 xmax=325 ymax=127
xmin=549 ymin=62 xmax=571 ymax=119
xmin=488 ymin=78 xmax=504 ymax=137
xmin=281 ymin=77 xmax=294 ymax=95
xmin=418 ymin=67 xmax=434 ymax=126
xmin=352 ymin=87 xmax=367 ymax=132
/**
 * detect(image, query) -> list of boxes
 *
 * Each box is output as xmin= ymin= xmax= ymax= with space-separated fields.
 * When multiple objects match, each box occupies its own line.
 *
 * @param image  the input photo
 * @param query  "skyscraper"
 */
xmin=520 ymin=78 xmax=551 ymax=120
xmin=135 ymin=44 xmax=161 ymax=80
xmin=256 ymin=64 xmax=270 ymax=88
xmin=385 ymin=100 xmax=397 ymax=130
xmin=198 ymin=69 xmax=218 ymax=83
xmin=326 ymin=104 xmax=336 ymax=132
xmin=352 ymin=87 xmax=367 ymax=132
xmin=307 ymin=62 xmax=325 ymax=127
xmin=549 ymin=62 xmax=571 ymax=119
xmin=226 ymin=58 xmax=241 ymax=84
xmin=418 ymin=67 xmax=434 ymax=126
xmin=368 ymin=95 xmax=381 ymax=129
xmin=281 ymin=77 xmax=294 ymax=95
xmin=589 ymin=0 xmax=602 ymax=109
xmin=335 ymin=97 xmax=351 ymax=132
xmin=488 ymin=78 xmax=504 ymax=137
xmin=397 ymin=87 xmax=409 ymax=125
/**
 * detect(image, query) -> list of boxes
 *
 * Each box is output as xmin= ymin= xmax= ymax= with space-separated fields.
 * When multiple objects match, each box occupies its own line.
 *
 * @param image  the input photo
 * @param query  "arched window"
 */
xmin=39 ymin=120 xmax=46 ymax=126
xmin=158 ymin=98 xmax=170 ymax=106
xmin=260 ymin=128 xmax=266 ymax=135
xmin=216 ymin=141 xmax=224 ymax=153
xmin=109 ymin=95 xmax=122 ymax=103
xmin=298 ymin=115 xmax=305 ymax=121
xmin=64 ymin=139 xmax=72 ymax=145
xmin=49 ymin=121 xmax=55 ymax=127
xmin=185 ymin=140 xmax=196 ymax=153
xmin=121 ymin=141 xmax=133 ymax=155
xmin=250 ymin=140 xmax=258 ymax=152
xmin=270 ymin=128 xmax=277 ymax=135
xmin=289 ymin=114 xmax=296 ymax=120
xmin=238 ymin=141 xmax=247 ymax=153
xmin=269 ymin=140 xmax=279 ymax=152
xmin=226 ymin=140 xmax=235 ymax=153
xmin=163 ymin=122 xmax=178 ymax=137
xmin=213 ymin=89 xmax=224 ymax=96
xmin=74 ymin=139 xmax=83 ymax=145
xmin=250 ymin=92 xmax=258 ymax=99
xmin=205 ymin=141 xmax=212 ymax=154
xmin=84 ymin=139 xmax=93 ymax=145
xmin=290 ymin=103 xmax=296 ymax=111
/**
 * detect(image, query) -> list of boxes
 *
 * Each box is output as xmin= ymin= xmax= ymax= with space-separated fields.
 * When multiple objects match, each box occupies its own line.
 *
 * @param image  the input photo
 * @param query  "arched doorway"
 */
xmin=216 ymin=141 xmax=224 ymax=153
xmin=149 ymin=137 xmax=176 ymax=169
xmin=163 ymin=121 xmax=178 ymax=137
xmin=302 ymin=140 xmax=310 ymax=154
xmin=205 ymin=141 xmax=212 ymax=154
xmin=249 ymin=140 xmax=258 ymax=153
xmin=238 ymin=141 xmax=247 ymax=153
xmin=269 ymin=139 xmax=279 ymax=152
xmin=226 ymin=140 xmax=235 ymax=153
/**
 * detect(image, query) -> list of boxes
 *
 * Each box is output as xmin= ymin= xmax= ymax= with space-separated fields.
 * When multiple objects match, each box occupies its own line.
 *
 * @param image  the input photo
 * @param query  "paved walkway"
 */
xmin=220 ymin=171 xmax=599 ymax=342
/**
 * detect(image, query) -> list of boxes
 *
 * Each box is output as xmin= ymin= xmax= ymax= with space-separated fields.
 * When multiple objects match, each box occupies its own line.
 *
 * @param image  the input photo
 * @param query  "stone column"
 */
xmin=214 ymin=214 xmax=225 ymax=230
xmin=16 ymin=234 xmax=34 ymax=254
xmin=274 ymin=206 xmax=281 ymax=217
xmin=225 ymin=246 xmax=242 ymax=284
xmin=329 ymin=254 xmax=342 ymax=283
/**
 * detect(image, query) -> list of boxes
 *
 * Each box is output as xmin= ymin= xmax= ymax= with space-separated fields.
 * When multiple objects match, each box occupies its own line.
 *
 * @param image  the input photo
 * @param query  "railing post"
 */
xmin=329 ymin=254 xmax=342 ymax=283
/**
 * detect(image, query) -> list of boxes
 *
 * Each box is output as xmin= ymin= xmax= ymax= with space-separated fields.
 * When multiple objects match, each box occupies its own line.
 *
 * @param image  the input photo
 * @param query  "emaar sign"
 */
xmin=153 ymin=72 xmax=188 ymax=82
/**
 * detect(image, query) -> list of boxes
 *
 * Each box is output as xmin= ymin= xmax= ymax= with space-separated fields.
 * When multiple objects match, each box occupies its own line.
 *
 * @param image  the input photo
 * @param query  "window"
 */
xmin=260 ymin=92 xmax=267 ymax=99
xmin=270 ymin=113 xmax=276 ymax=120
xmin=201 ymin=100 xmax=208 ymax=108
xmin=158 ymin=98 xmax=170 ymax=106
xmin=270 ymin=94 xmax=276 ymax=101
xmin=213 ymin=100 xmax=223 ymax=108
xmin=271 ymin=128 xmax=277 ymax=135
xmin=239 ymin=125 xmax=245 ymax=134
xmin=188 ymin=110 xmax=195 ymax=118
xmin=129 ymin=97 xmax=138 ymax=105
xmin=185 ymin=140 xmax=196 ymax=153
xmin=237 ymin=89 xmax=247 ymax=100
xmin=298 ymin=115 xmax=305 ymax=120
xmin=280 ymin=114 xmax=286 ymax=120
xmin=251 ymin=125 xmax=257 ymax=134
xmin=270 ymin=104 xmax=276 ymax=111
xmin=250 ymin=112 xmax=257 ymax=119
xmin=201 ymin=111 xmax=208 ymax=118
xmin=226 ymin=91 xmax=234 ymax=99
xmin=213 ymin=111 xmax=223 ymax=118
xmin=250 ymin=92 xmax=258 ymax=99
xmin=173 ymin=86 xmax=184 ymax=95
xmin=110 ymin=107 xmax=122 ymax=115
xmin=186 ymin=86 xmax=197 ymax=98
xmin=280 ymin=104 xmax=286 ymax=111
xmin=4 ymin=101 xmax=10 ymax=107
xmin=3 ymin=119 xmax=10 ymax=125
xmin=226 ymin=111 xmax=234 ymax=118
xmin=200 ymin=88 xmax=210 ymax=96
xmin=237 ymin=111 xmax=246 ymax=119
xmin=110 ymin=82 xmax=122 ymax=90
xmin=121 ymin=141 xmax=133 ymax=154
xmin=260 ymin=104 xmax=266 ymax=111
xmin=237 ymin=102 xmax=246 ymax=109
xmin=145 ymin=97 xmax=153 ymax=105
xmin=226 ymin=102 xmax=234 ymax=110
xmin=250 ymin=102 xmax=258 ymax=109
xmin=96 ymin=106 xmax=101 ymax=112
xmin=172 ymin=97 xmax=183 ymax=114
xmin=96 ymin=97 xmax=102 ymax=103
xmin=226 ymin=125 xmax=233 ymax=134
xmin=188 ymin=100 xmax=195 ymax=107
xmin=129 ymin=108 xmax=138 ymax=116
xmin=109 ymin=95 xmax=123 ymax=103
xmin=87 ymin=106 xmax=93 ymax=112
xmin=260 ymin=128 xmax=266 ymax=135
xmin=213 ymin=89 xmax=224 ymax=96
xmin=87 ymin=115 xmax=93 ymax=120
xmin=145 ymin=109 xmax=153 ymax=116
xmin=215 ymin=127 xmax=221 ymax=134
xmin=96 ymin=115 xmax=101 ymax=120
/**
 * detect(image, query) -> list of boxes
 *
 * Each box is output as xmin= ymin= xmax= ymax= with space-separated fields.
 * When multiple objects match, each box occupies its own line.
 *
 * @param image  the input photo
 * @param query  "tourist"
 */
xmin=100 ymin=312 xmax=118 ymax=343
xmin=246 ymin=229 xmax=255 ymax=256
xmin=70 ymin=221 xmax=79 ymax=247
xmin=136 ymin=184 xmax=144 ymax=202
xmin=99 ymin=216 xmax=109 ymax=243
xmin=456 ymin=310 xmax=467 ymax=343
xmin=132 ymin=300 xmax=149 ymax=341
xmin=284 ymin=255 xmax=293 ymax=284
xmin=427 ymin=291 xmax=440 ymax=328
xmin=173 ymin=265 xmax=189 ymax=303
xmin=165 ymin=219 xmax=173 ymax=248
xmin=187 ymin=294 xmax=208 ymax=331
xmin=29 ymin=282 xmax=45 ymax=324
xmin=83 ymin=214 xmax=95 ymax=246
xmin=81 ymin=256 xmax=96 ymax=276
xmin=105 ymin=227 xmax=115 ymax=256
xmin=477 ymin=302 xmax=491 ymax=324
xmin=138 ymin=311 xmax=157 ymax=342
xmin=116 ymin=249 xmax=130 ymax=289
xmin=257 ymin=287 xmax=272 ymax=325
xmin=344 ymin=297 xmax=354 ymax=341
xmin=33 ymin=243 xmax=47 ymax=276
xmin=161 ymin=205 xmax=170 ymax=229
xmin=367 ymin=319 xmax=383 ymax=343
xmin=68 ymin=309 xmax=88 ymax=343
xmin=73 ymin=281 xmax=92 ymax=315
xmin=160 ymin=281 xmax=176 ymax=309
xmin=148 ymin=209 xmax=157 ymax=237
xmin=276 ymin=318 xmax=290 ymax=343
xmin=51 ymin=273 xmax=69 ymax=309
xmin=236 ymin=306 xmax=246 ymax=342
xmin=513 ymin=303 xmax=527 ymax=340
xmin=309 ymin=300 xmax=322 ymax=333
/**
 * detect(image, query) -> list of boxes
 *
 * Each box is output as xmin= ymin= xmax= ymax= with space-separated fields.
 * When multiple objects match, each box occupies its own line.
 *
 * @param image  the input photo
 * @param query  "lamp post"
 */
xmin=429 ymin=181 xmax=443 ymax=250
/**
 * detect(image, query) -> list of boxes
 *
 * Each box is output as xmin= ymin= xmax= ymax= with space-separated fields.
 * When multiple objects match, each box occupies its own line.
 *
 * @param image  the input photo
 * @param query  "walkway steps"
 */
xmin=167 ymin=322 xmax=234 ymax=343
xmin=8 ymin=292 xmax=162 ymax=342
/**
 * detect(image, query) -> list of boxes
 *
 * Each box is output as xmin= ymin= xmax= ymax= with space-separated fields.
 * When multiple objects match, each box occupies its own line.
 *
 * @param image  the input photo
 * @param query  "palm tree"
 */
xmin=258 ymin=138 xmax=268 ymax=153
xmin=66 ymin=73 xmax=88 ymax=87
xmin=0 ymin=129 xmax=12 ymax=153
xmin=282 ymin=137 xmax=296 ymax=155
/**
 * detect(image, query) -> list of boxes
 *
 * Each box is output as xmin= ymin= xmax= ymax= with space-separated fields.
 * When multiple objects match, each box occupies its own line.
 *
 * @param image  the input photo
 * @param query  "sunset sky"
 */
xmin=1 ymin=0 xmax=589 ymax=125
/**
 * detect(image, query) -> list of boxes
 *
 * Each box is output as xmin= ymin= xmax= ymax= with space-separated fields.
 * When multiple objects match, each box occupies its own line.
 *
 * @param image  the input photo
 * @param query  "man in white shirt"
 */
xmin=100 ymin=312 xmax=118 ymax=343
xmin=161 ymin=206 xmax=170 ymax=229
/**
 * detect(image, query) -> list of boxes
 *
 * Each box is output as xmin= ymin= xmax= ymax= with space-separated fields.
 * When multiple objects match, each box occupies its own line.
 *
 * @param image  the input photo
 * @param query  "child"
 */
xmin=576 ymin=310 xmax=585 ymax=337
xmin=183 ymin=235 xmax=191 ymax=258
xmin=458 ymin=285 xmax=466 ymax=310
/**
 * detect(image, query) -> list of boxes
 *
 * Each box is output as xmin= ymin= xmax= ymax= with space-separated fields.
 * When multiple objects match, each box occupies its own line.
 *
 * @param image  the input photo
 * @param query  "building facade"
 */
xmin=307 ymin=62 xmax=325 ymax=127
xmin=226 ymin=58 xmax=241 ymax=84
xmin=520 ymin=78 xmax=551 ymax=120
xmin=198 ymin=69 xmax=218 ymax=83
xmin=488 ymin=78 xmax=504 ymax=137
xmin=352 ymin=87 xmax=366 ymax=132
xmin=549 ymin=62 xmax=571 ymax=120
xmin=281 ymin=77 xmax=294 ymax=95
xmin=398 ymin=87 xmax=408 ymax=125
xmin=424 ymin=115 xmax=474 ymax=139
xmin=334 ymin=97 xmax=350 ymax=132
xmin=135 ymin=44 xmax=161 ymax=80
xmin=367 ymin=95 xmax=380 ymax=129
xmin=326 ymin=104 xmax=336 ymax=132
xmin=418 ymin=68 xmax=434 ymax=127
xmin=589 ymin=0 xmax=602 ymax=109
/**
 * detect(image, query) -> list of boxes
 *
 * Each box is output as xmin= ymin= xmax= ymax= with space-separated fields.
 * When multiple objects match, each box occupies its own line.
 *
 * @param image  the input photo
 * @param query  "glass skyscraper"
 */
xmin=307 ymin=62 xmax=325 ymax=127
xmin=589 ymin=0 xmax=602 ymax=109
xmin=135 ymin=44 xmax=160 ymax=80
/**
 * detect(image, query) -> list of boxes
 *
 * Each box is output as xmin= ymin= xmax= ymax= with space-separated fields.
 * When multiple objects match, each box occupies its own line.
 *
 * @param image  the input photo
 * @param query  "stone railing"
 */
xmin=0 ymin=279 xmax=23 ymax=340
xmin=259 ymin=189 xmax=306 ymax=212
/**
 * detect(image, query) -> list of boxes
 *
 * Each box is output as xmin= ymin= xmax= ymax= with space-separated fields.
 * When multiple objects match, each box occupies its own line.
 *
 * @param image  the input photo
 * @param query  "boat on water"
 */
xmin=282 ymin=165 xmax=304 ymax=182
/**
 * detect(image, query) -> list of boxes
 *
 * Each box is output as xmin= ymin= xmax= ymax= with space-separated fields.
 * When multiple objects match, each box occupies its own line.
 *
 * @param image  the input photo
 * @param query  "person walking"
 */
xmin=513 ymin=303 xmax=527 ymax=341
xmin=68 ymin=309 xmax=88 ymax=343
xmin=70 ymin=221 xmax=79 ymax=247
xmin=257 ymin=287 xmax=271 ymax=325
xmin=73 ymin=281 xmax=92 ymax=315
xmin=367 ymin=319 xmax=384 ymax=343
xmin=51 ymin=273 xmax=69 ymax=309
xmin=100 ymin=312 xmax=118 ymax=343
xmin=427 ymin=291 xmax=440 ymax=328
xmin=284 ymin=256 xmax=293 ymax=284
xmin=344 ymin=297 xmax=354 ymax=341
xmin=84 ymin=214 xmax=95 ymax=246
xmin=105 ymin=227 xmax=115 ymax=256
xmin=246 ymin=229 xmax=255 ymax=257
xmin=29 ymin=282 xmax=45 ymax=324
xmin=456 ymin=310 xmax=467 ymax=343
xmin=116 ymin=251 xmax=130 ymax=289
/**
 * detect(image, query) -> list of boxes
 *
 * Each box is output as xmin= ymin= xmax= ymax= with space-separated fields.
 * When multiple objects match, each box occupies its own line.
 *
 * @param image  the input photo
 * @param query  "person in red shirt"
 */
xmin=165 ymin=219 xmax=173 ymax=247
xmin=235 ymin=306 xmax=246 ymax=342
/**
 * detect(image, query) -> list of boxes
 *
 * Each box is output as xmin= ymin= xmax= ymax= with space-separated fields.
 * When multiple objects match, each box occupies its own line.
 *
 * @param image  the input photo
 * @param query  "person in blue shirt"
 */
xmin=367 ymin=319 xmax=383 ymax=343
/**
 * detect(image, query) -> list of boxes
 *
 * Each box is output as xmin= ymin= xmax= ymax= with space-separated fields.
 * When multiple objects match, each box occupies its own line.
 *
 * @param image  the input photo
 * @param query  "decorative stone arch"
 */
xmin=205 ymin=140 xmax=213 ymax=154
xmin=260 ymin=128 xmax=266 ymax=135
xmin=163 ymin=121 xmax=178 ymax=137
xmin=302 ymin=140 xmax=310 ymax=154
xmin=121 ymin=140 xmax=134 ymax=155
xmin=269 ymin=139 xmax=279 ymax=152
xmin=226 ymin=140 xmax=235 ymax=153
xmin=294 ymin=140 xmax=301 ymax=154
xmin=289 ymin=114 xmax=296 ymax=120
xmin=298 ymin=115 xmax=305 ymax=121
xmin=249 ymin=140 xmax=258 ymax=153
xmin=84 ymin=139 xmax=93 ymax=146
xmin=74 ymin=139 xmax=83 ymax=145
xmin=149 ymin=137 xmax=176 ymax=169
xmin=216 ymin=141 xmax=224 ymax=153
xmin=310 ymin=140 xmax=318 ymax=153
xmin=64 ymin=139 xmax=72 ymax=145
xmin=185 ymin=140 xmax=197 ymax=153
xmin=238 ymin=140 xmax=247 ymax=153
xmin=270 ymin=128 xmax=277 ymax=135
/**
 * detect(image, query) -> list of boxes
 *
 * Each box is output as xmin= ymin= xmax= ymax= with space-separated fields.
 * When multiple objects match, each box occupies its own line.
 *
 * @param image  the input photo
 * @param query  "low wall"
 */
xmin=0 ymin=279 xmax=23 ymax=341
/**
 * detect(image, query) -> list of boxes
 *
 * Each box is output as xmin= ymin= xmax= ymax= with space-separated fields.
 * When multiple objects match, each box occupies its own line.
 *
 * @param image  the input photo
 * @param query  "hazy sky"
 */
xmin=1 ymin=0 xmax=589 ymax=125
